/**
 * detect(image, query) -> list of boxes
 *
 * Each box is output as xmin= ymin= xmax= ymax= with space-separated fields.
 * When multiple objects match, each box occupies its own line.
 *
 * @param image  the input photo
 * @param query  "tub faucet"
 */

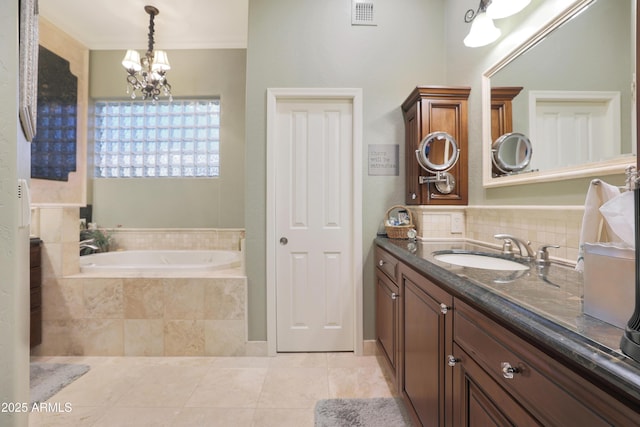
xmin=80 ymin=238 xmax=100 ymax=251
xmin=494 ymin=234 xmax=535 ymax=260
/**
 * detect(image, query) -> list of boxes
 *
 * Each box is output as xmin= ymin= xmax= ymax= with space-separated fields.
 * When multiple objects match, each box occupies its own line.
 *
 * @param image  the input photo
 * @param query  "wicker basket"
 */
xmin=384 ymin=205 xmax=415 ymax=239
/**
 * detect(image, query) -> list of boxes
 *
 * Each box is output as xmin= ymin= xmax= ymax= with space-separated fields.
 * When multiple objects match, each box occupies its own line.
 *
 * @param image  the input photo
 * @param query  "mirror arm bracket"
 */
xmin=419 ymin=171 xmax=451 ymax=185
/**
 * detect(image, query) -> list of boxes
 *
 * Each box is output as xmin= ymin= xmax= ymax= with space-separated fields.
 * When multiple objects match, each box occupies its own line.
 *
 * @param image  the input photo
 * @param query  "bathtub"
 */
xmin=79 ymin=250 xmax=241 ymax=274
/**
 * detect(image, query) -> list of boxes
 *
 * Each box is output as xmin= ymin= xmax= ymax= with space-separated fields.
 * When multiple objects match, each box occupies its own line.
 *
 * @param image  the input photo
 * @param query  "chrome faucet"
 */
xmin=80 ymin=238 xmax=100 ymax=251
xmin=494 ymin=234 xmax=535 ymax=260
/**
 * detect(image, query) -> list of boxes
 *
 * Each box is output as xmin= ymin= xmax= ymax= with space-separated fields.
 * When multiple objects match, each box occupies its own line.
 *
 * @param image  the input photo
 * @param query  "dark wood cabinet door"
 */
xmin=401 ymin=266 xmax=453 ymax=427
xmin=376 ymin=270 xmax=398 ymax=374
xmin=452 ymin=343 xmax=541 ymax=427
xmin=403 ymin=101 xmax=421 ymax=204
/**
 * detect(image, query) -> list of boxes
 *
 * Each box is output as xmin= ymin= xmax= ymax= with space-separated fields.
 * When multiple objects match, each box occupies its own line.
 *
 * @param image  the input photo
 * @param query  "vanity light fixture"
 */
xmin=464 ymin=0 xmax=531 ymax=48
xmin=122 ymin=5 xmax=172 ymax=101
xmin=464 ymin=0 xmax=501 ymax=48
xmin=486 ymin=0 xmax=531 ymax=20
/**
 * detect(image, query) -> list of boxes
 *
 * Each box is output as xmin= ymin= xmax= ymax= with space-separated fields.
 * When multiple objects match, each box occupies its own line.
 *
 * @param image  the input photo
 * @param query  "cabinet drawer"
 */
xmin=375 ymin=247 xmax=399 ymax=283
xmin=454 ymin=299 xmax=639 ymax=426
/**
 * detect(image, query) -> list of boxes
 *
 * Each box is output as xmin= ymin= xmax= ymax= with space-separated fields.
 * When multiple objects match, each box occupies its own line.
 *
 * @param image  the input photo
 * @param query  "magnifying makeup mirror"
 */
xmin=415 ymin=131 xmax=460 ymax=194
xmin=491 ymin=132 xmax=533 ymax=176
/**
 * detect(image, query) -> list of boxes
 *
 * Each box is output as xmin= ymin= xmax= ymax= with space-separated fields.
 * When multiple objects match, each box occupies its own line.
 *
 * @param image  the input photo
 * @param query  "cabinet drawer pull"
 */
xmin=440 ymin=303 xmax=450 ymax=315
xmin=391 ymin=292 xmax=398 ymax=300
xmin=447 ymin=355 xmax=459 ymax=367
xmin=501 ymin=362 xmax=520 ymax=379
xmin=378 ymin=259 xmax=385 ymax=267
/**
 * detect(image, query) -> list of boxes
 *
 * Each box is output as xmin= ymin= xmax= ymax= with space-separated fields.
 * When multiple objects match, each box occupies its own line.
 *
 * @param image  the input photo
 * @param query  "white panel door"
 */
xmin=274 ymin=98 xmax=354 ymax=352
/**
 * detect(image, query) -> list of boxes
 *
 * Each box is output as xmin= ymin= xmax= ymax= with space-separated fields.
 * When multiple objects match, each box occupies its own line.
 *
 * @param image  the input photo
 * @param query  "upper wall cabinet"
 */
xmin=402 ymin=86 xmax=470 ymax=205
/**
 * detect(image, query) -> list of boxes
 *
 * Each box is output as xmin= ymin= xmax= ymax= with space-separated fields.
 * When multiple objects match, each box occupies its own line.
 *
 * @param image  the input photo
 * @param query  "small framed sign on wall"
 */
xmin=19 ymin=0 xmax=39 ymax=142
xmin=368 ymin=144 xmax=399 ymax=176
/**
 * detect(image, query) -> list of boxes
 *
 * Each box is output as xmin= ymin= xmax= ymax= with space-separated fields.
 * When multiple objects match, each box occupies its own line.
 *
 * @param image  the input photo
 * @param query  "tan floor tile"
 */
xmin=28 ymin=352 xmax=395 ymax=427
xmin=270 ymin=352 xmax=328 ymax=368
xmin=185 ymin=367 xmax=268 ymax=408
xmin=327 ymin=353 xmax=380 ymax=368
xmin=252 ymin=408 xmax=314 ymax=427
xmin=258 ymin=367 xmax=329 ymax=409
xmin=328 ymin=366 xmax=395 ymax=399
xmin=173 ymin=408 xmax=255 ymax=427
xmin=49 ymin=363 xmax=144 ymax=407
xmin=114 ymin=365 xmax=210 ymax=408
xmin=28 ymin=406 xmax=107 ymax=427
xmin=92 ymin=407 xmax=179 ymax=427
xmin=211 ymin=356 xmax=271 ymax=369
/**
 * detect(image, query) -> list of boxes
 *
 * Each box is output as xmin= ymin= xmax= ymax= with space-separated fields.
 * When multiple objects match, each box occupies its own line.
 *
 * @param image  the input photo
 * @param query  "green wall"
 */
xmin=89 ymin=49 xmax=246 ymax=228
xmin=245 ymin=0 xmax=447 ymax=341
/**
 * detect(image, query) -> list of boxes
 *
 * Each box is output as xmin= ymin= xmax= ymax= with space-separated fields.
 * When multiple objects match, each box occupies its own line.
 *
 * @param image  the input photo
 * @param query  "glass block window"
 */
xmin=31 ymin=46 xmax=78 ymax=181
xmin=94 ymin=99 xmax=220 ymax=178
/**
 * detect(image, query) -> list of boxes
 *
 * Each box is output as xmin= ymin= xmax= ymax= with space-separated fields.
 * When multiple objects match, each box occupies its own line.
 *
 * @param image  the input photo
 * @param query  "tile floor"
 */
xmin=28 ymin=353 xmax=398 ymax=427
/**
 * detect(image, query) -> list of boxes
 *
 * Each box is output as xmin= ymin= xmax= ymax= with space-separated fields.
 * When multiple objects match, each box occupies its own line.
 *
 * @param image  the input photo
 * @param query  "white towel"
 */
xmin=600 ymin=190 xmax=635 ymax=248
xmin=576 ymin=179 xmax=621 ymax=272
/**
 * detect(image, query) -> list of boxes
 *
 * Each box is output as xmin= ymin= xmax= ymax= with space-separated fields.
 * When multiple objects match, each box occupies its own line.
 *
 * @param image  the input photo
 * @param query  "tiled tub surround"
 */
xmin=29 ymin=218 xmax=251 ymax=357
xmin=410 ymin=205 xmax=584 ymax=264
xmin=105 ymin=228 xmax=245 ymax=252
xmin=34 ymin=274 xmax=249 ymax=357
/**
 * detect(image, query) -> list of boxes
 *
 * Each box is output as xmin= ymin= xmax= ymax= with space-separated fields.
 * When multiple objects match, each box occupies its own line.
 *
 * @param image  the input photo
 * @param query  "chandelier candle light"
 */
xmin=122 ymin=5 xmax=172 ymax=101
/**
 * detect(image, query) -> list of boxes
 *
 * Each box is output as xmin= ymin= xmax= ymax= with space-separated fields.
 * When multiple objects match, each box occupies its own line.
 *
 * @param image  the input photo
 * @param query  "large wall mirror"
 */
xmin=482 ymin=0 xmax=637 ymax=187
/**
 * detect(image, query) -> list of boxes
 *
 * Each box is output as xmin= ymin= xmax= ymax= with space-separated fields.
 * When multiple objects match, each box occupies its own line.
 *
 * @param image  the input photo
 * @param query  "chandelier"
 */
xmin=122 ymin=5 xmax=172 ymax=101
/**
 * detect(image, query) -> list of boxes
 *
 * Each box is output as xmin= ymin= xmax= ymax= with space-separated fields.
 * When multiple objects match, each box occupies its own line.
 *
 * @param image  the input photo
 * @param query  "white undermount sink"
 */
xmin=433 ymin=252 xmax=529 ymax=271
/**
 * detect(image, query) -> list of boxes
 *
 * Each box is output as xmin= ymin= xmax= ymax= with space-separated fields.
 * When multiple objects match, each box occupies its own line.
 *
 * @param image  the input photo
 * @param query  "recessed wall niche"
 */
xmin=31 ymin=45 xmax=78 ymax=181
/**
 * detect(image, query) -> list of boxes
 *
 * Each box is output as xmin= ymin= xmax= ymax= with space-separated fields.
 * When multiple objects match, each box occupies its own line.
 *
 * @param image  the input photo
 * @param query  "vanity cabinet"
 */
xmin=374 ymin=241 xmax=640 ymax=427
xmin=401 ymin=86 xmax=470 ymax=206
xmin=400 ymin=263 xmax=453 ymax=427
xmin=30 ymin=238 xmax=42 ymax=348
xmin=375 ymin=247 xmax=400 ymax=387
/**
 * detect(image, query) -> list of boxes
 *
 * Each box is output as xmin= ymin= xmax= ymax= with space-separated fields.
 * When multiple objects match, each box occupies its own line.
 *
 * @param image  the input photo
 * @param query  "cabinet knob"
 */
xmin=411 ymin=193 xmax=417 ymax=200
xmin=391 ymin=292 xmax=398 ymax=300
xmin=501 ymin=362 xmax=520 ymax=379
xmin=440 ymin=303 xmax=450 ymax=315
xmin=447 ymin=355 xmax=459 ymax=367
xmin=378 ymin=259 xmax=385 ymax=267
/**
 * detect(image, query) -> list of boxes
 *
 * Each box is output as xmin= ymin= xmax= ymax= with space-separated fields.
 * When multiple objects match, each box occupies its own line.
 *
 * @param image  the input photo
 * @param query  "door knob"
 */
xmin=280 ymin=237 xmax=288 ymax=245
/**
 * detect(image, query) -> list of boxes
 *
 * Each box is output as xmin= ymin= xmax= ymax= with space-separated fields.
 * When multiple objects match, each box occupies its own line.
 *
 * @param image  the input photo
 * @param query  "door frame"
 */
xmin=266 ymin=87 xmax=363 ymax=356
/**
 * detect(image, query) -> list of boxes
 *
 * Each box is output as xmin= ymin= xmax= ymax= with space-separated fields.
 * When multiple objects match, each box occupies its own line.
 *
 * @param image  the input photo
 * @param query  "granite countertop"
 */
xmin=375 ymin=237 xmax=640 ymax=404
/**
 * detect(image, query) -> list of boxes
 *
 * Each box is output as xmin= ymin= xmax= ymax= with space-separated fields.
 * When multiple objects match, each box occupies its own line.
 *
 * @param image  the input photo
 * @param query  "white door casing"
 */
xmin=266 ymin=88 xmax=363 ymax=355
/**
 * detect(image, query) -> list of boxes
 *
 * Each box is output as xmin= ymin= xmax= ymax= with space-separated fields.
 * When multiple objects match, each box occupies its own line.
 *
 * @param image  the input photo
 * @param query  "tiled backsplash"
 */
xmin=410 ymin=205 xmax=584 ymax=265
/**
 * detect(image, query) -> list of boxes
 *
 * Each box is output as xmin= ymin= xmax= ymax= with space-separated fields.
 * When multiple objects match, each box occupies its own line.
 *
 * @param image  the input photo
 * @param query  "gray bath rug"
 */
xmin=314 ymin=397 xmax=412 ymax=427
xmin=30 ymin=363 xmax=90 ymax=404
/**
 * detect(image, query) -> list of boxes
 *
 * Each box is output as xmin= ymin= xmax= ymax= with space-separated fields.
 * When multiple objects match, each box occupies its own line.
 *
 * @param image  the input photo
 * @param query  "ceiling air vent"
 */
xmin=352 ymin=0 xmax=376 ymax=26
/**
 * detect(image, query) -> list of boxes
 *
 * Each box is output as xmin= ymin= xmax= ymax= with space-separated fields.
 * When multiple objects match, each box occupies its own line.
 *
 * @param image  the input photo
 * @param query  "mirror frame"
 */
xmin=482 ymin=0 xmax=636 ymax=188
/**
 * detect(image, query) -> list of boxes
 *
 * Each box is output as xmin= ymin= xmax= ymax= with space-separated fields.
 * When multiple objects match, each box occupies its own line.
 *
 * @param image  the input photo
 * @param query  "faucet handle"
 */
xmin=494 ymin=234 xmax=513 ymax=255
xmin=536 ymin=244 xmax=560 ymax=265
